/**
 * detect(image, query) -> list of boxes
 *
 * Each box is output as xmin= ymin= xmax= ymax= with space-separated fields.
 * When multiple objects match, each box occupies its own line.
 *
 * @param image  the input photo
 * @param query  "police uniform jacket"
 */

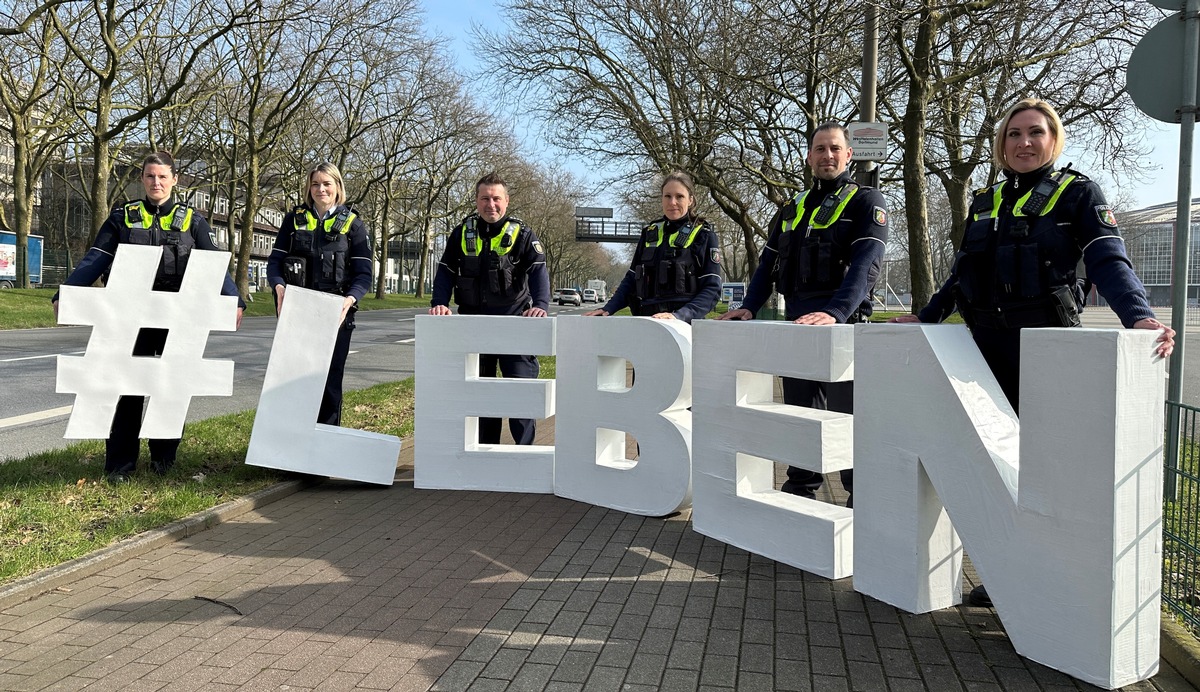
xmin=741 ymin=171 xmax=888 ymax=321
xmin=266 ymin=204 xmax=374 ymax=307
xmin=56 ymin=197 xmax=243 ymax=307
xmin=919 ymin=164 xmax=1153 ymax=328
xmin=431 ymin=213 xmax=550 ymax=316
xmin=602 ymin=214 xmax=721 ymax=323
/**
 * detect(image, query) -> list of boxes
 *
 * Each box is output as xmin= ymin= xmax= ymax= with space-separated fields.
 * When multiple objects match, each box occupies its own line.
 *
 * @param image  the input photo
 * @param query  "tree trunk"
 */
xmin=375 ymin=191 xmax=391 ymax=299
xmin=899 ymin=5 xmax=938 ymax=312
xmin=12 ymin=131 xmax=31 ymax=288
xmin=235 ymin=151 xmax=259 ymax=299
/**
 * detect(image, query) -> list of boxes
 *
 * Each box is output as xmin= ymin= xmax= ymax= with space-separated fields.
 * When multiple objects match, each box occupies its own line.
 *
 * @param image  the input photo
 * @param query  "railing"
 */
xmin=1164 ymin=400 xmax=1200 ymax=635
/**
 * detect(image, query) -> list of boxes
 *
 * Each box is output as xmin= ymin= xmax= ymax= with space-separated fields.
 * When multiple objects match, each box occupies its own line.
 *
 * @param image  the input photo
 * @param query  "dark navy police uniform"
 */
xmin=55 ymin=198 xmax=244 ymax=476
xmin=741 ymin=171 xmax=889 ymax=504
xmin=918 ymin=164 xmax=1154 ymax=412
xmin=431 ymin=213 xmax=550 ymax=445
xmin=267 ymin=204 xmax=373 ymax=426
xmin=602 ymin=214 xmax=722 ymax=322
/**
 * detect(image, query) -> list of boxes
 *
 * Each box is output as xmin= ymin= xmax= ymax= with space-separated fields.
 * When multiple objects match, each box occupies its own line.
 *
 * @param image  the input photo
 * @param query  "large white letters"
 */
xmin=853 ymin=324 xmax=1163 ymax=689
xmin=246 ymin=287 xmax=401 ymax=485
xmin=691 ymin=320 xmax=855 ymax=579
xmin=414 ymin=315 xmax=556 ymax=492
xmin=554 ymin=316 xmax=692 ymax=516
xmin=57 ymin=245 xmax=237 ymax=439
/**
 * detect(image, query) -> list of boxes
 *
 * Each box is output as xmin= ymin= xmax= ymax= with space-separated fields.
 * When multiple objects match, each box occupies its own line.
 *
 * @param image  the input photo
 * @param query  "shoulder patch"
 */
xmin=1095 ymin=205 xmax=1117 ymax=228
xmin=532 ymin=240 xmax=544 ymax=255
xmin=873 ymin=206 xmax=887 ymax=226
xmin=710 ymin=248 xmax=721 ymax=264
xmin=210 ymin=231 xmax=219 ymax=246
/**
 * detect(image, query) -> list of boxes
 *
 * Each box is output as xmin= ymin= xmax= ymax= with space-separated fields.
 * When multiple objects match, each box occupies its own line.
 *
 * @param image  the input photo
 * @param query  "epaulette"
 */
xmin=292 ymin=205 xmax=307 ymax=216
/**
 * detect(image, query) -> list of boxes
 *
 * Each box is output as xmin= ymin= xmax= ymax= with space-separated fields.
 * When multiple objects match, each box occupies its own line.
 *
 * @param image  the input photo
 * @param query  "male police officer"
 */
xmin=717 ymin=122 xmax=888 ymax=507
xmin=429 ymin=172 xmax=550 ymax=445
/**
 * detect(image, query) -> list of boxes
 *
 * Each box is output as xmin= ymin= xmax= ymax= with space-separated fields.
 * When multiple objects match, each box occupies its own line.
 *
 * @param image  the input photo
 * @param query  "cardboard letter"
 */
xmin=246 ymin=287 xmax=400 ymax=485
xmin=691 ymin=320 xmax=855 ymax=579
xmin=554 ymin=316 xmax=692 ymax=516
xmin=853 ymin=324 xmax=1163 ymax=689
xmin=414 ymin=315 xmax=555 ymax=492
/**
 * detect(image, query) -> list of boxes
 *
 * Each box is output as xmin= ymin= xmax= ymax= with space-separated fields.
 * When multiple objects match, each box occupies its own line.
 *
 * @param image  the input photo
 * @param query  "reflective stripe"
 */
xmin=462 ymin=219 xmax=521 ymax=256
xmin=783 ymin=183 xmax=858 ymax=233
xmin=644 ymin=220 xmax=705 ymax=248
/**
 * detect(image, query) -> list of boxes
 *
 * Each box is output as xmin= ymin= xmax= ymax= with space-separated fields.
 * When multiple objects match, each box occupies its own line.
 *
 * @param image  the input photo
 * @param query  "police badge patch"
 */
xmin=873 ymin=206 xmax=887 ymax=226
xmin=210 ymin=231 xmax=219 ymax=246
xmin=1096 ymin=205 xmax=1118 ymax=228
xmin=711 ymin=248 xmax=721 ymax=264
xmin=533 ymin=240 xmax=544 ymax=254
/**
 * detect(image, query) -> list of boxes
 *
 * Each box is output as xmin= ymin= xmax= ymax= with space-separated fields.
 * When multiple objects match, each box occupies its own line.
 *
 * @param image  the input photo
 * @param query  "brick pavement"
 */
xmin=0 ymin=420 xmax=1196 ymax=691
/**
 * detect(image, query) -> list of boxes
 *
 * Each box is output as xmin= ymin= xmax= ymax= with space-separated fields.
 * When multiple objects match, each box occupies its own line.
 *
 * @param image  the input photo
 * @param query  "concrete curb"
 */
xmin=1162 ymin=616 xmax=1200 ymax=690
xmin=0 ymin=479 xmax=309 ymax=611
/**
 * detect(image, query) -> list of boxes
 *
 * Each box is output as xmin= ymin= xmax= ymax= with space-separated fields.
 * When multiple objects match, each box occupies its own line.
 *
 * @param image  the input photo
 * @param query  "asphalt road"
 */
xmin=0 ymin=302 xmax=592 ymax=461
xmin=1 ymin=301 xmax=1195 ymax=462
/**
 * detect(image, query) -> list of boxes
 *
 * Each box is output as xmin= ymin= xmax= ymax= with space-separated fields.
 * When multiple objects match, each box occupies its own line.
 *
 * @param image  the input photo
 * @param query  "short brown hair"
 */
xmin=142 ymin=151 xmax=176 ymax=174
xmin=305 ymin=161 xmax=347 ymax=207
xmin=475 ymin=172 xmax=508 ymax=196
xmin=992 ymin=98 xmax=1066 ymax=172
xmin=812 ymin=122 xmax=850 ymax=147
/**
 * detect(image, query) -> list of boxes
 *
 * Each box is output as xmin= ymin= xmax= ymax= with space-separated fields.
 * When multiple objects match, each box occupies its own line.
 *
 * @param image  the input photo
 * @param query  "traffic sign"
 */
xmin=848 ymin=122 xmax=888 ymax=161
xmin=1128 ymin=11 xmax=1194 ymax=123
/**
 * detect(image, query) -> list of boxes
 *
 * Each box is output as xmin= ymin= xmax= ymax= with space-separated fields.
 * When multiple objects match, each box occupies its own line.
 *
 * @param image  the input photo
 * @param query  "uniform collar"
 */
xmin=812 ymin=170 xmax=853 ymax=195
xmin=142 ymin=197 xmax=176 ymax=214
xmin=1003 ymin=164 xmax=1054 ymax=196
xmin=477 ymin=215 xmax=511 ymax=236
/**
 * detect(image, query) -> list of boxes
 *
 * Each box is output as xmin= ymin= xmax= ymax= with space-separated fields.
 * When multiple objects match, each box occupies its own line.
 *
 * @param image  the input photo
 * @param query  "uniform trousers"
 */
xmin=318 ymin=316 xmax=355 ymax=426
xmin=106 ymin=328 xmax=178 ymax=474
xmin=970 ymin=325 xmax=1022 ymax=413
xmin=779 ymin=377 xmax=854 ymax=504
xmin=478 ymin=353 xmax=539 ymax=445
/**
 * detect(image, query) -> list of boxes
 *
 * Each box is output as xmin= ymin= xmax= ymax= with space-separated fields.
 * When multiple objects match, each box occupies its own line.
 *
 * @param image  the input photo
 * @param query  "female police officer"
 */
xmin=52 ymin=151 xmax=245 ymax=482
xmin=892 ymin=98 xmax=1174 ymax=606
xmin=267 ymin=161 xmax=373 ymax=427
xmin=583 ymin=170 xmax=721 ymax=322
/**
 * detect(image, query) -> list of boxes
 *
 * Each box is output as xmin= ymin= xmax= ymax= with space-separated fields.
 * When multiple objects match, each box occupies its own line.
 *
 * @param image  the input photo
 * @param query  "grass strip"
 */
xmin=0 ymin=288 xmax=434 ymax=329
xmin=0 ymin=378 xmax=415 ymax=586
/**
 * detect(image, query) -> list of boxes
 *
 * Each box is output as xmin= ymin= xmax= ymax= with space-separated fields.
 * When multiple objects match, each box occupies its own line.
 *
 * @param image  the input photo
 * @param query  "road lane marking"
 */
xmin=0 ymin=405 xmax=73 ymax=429
xmin=1 ymin=351 xmax=85 ymax=363
xmin=396 ymin=338 xmax=415 ymax=344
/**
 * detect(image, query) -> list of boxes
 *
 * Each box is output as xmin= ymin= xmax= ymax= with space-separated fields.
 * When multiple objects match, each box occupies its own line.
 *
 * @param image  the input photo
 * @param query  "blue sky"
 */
xmin=420 ymin=1 xmax=1189 ymax=214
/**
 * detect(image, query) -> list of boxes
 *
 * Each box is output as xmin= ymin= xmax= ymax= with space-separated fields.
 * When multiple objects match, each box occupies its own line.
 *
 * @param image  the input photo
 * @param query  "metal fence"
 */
xmin=1164 ymin=400 xmax=1200 ymax=634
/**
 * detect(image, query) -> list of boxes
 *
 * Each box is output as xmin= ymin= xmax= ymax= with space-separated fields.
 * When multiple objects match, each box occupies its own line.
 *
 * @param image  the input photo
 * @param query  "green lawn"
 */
xmin=0 ymin=378 xmax=415 ymax=585
xmin=0 ymin=287 xmax=433 ymax=329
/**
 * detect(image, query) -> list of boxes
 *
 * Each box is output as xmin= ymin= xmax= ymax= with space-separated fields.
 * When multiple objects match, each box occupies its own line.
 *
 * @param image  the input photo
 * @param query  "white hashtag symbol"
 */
xmin=57 ymin=244 xmax=238 ymax=439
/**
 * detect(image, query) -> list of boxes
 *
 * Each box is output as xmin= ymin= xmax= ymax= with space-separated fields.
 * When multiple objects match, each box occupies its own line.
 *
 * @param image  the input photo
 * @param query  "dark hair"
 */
xmin=142 ymin=151 xmax=176 ymax=174
xmin=811 ymin=122 xmax=850 ymax=146
xmin=661 ymin=170 xmax=697 ymax=214
xmin=475 ymin=172 xmax=509 ymax=196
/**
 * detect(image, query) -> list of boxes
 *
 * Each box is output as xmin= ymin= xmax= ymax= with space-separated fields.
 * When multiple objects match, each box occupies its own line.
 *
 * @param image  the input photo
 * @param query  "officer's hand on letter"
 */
xmin=428 ymin=305 xmax=452 ymax=316
xmin=889 ymin=314 xmax=921 ymax=324
xmin=340 ymin=296 xmax=355 ymax=325
xmin=1133 ymin=317 xmax=1175 ymax=358
xmin=236 ymin=307 xmax=244 ymax=330
xmin=273 ymin=284 xmax=286 ymax=317
xmin=716 ymin=308 xmax=753 ymax=321
xmin=582 ymin=309 xmax=609 ymax=317
xmin=652 ymin=312 xmax=677 ymax=320
xmin=52 ymin=300 xmax=58 ymax=320
xmin=794 ymin=312 xmax=835 ymax=325
xmin=523 ymin=307 xmax=547 ymax=317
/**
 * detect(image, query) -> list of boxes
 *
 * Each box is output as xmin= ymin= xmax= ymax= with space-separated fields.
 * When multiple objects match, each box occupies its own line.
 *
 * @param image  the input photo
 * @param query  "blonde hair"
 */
xmin=304 ymin=161 xmax=347 ymax=207
xmin=992 ymin=98 xmax=1066 ymax=172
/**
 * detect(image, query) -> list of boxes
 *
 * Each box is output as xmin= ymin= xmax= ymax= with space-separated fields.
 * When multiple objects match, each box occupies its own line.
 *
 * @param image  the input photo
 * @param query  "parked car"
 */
xmin=552 ymin=289 xmax=562 ymax=302
xmin=558 ymin=288 xmax=582 ymax=306
xmin=582 ymin=288 xmax=598 ymax=303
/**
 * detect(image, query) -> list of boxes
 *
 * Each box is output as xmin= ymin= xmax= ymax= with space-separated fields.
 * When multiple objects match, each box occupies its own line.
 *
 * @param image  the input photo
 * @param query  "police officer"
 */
xmin=891 ymin=98 xmax=1173 ymax=607
xmin=584 ymin=170 xmax=721 ymax=322
xmin=52 ymin=151 xmax=245 ymax=482
xmin=266 ymin=162 xmax=373 ymax=428
xmin=718 ymin=122 xmax=889 ymax=507
xmin=429 ymin=172 xmax=550 ymax=445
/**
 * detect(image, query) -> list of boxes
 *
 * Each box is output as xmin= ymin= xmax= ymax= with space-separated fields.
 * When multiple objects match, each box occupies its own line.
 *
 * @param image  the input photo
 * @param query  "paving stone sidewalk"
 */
xmin=0 ymin=475 xmax=1192 ymax=692
xmin=0 ymin=413 xmax=1195 ymax=691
